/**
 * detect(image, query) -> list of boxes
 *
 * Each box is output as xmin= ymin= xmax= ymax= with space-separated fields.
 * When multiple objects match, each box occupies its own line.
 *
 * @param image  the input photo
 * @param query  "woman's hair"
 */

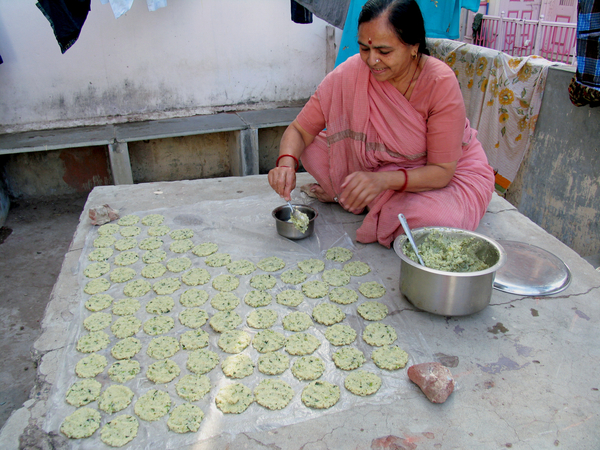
xmin=358 ymin=0 xmax=429 ymax=55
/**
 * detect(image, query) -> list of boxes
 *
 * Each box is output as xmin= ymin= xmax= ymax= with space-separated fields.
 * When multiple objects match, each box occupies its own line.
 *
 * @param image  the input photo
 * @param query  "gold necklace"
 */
xmin=403 ymin=54 xmax=421 ymax=97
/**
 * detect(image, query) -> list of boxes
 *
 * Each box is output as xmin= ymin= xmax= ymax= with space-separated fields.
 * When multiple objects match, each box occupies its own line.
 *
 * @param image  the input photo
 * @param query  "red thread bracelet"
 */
xmin=276 ymin=154 xmax=300 ymax=172
xmin=398 ymin=168 xmax=409 ymax=192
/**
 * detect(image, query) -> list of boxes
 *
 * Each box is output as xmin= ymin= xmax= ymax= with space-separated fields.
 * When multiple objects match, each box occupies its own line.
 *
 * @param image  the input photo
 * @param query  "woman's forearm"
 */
xmin=396 ymin=161 xmax=457 ymax=192
xmin=268 ymin=120 xmax=316 ymax=201
xmin=277 ymin=120 xmax=315 ymax=164
xmin=339 ymin=161 xmax=457 ymax=213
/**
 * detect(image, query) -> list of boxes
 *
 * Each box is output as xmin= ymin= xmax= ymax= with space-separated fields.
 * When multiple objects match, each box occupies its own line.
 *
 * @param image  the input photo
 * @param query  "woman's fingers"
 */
xmin=340 ymin=172 xmax=384 ymax=212
xmin=268 ymin=167 xmax=296 ymax=201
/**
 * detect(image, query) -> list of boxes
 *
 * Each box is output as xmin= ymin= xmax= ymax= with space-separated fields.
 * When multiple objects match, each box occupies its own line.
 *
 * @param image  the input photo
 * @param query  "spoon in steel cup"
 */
xmin=287 ymin=200 xmax=302 ymax=220
xmin=398 ymin=213 xmax=425 ymax=266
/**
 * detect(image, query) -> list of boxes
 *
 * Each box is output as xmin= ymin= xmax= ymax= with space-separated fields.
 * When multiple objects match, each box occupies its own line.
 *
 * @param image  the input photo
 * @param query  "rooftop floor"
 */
xmin=1 ymin=174 xmax=599 ymax=449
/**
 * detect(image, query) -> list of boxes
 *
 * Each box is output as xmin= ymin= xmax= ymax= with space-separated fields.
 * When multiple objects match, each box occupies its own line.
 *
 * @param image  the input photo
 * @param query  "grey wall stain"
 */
xmin=575 ymin=310 xmax=591 ymax=321
xmin=507 ymin=67 xmax=600 ymax=257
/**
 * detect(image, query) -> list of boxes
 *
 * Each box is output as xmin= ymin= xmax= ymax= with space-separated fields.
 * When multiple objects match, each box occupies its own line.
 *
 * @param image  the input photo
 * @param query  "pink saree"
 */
xmin=298 ymin=55 xmax=495 ymax=248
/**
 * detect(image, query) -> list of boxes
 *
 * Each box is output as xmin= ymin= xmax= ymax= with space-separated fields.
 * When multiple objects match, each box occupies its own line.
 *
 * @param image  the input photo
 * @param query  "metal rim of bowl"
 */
xmin=272 ymin=204 xmax=318 ymax=223
xmin=393 ymin=226 xmax=507 ymax=276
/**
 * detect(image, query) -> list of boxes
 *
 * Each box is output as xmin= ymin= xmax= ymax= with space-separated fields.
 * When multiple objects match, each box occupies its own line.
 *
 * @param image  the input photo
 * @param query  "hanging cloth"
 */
xmin=291 ymin=1 xmax=313 ymax=24
xmin=569 ymin=0 xmax=600 ymax=106
xmin=472 ymin=13 xmax=483 ymax=41
xmin=36 ymin=0 xmax=91 ymax=54
xmin=100 ymin=0 xmax=167 ymax=19
xmin=295 ymin=0 xmax=351 ymax=28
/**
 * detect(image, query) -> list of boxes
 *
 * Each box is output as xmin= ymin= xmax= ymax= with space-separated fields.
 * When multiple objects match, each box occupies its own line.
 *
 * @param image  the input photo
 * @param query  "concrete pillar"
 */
xmin=230 ymin=128 xmax=259 ymax=176
xmin=107 ymin=142 xmax=134 ymax=185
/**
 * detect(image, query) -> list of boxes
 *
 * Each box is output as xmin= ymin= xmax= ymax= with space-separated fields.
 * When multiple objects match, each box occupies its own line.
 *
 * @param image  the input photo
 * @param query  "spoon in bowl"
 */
xmin=398 ymin=213 xmax=425 ymax=266
xmin=287 ymin=200 xmax=301 ymax=220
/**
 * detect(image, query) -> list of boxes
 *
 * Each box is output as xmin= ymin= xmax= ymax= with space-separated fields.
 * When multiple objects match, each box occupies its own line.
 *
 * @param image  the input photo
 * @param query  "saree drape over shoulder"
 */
xmin=297 ymin=54 xmax=495 ymax=248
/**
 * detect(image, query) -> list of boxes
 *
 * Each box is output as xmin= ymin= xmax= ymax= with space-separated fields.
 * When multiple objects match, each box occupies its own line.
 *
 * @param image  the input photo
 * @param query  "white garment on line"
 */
xmin=100 ymin=0 xmax=167 ymax=19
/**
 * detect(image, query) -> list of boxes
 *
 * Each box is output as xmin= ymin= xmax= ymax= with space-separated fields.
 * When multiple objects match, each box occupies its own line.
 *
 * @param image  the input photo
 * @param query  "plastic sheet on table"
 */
xmin=45 ymin=193 xmax=432 ymax=449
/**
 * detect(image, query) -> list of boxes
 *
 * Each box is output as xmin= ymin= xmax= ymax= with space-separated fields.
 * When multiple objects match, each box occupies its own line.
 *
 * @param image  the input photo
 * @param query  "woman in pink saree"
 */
xmin=269 ymin=0 xmax=494 ymax=248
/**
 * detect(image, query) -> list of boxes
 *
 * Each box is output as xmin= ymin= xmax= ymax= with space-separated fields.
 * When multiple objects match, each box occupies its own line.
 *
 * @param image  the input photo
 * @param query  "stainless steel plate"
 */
xmin=493 ymin=240 xmax=571 ymax=296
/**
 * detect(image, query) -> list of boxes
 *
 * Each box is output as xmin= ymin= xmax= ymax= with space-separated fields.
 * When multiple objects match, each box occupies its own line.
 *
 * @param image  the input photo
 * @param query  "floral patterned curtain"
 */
xmin=427 ymin=38 xmax=556 ymax=194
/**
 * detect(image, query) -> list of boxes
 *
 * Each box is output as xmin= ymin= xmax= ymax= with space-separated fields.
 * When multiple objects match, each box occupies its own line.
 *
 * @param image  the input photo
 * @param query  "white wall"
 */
xmin=0 ymin=0 xmax=335 ymax=133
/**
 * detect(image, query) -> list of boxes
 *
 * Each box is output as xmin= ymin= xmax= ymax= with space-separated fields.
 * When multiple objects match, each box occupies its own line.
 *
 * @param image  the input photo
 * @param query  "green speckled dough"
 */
xmin=222 ymin=354 xmax=254 ymax=379
xmin=65 ymin=379 xmax=102 ymax=407
xmin=108 ymin=360 xmax=140 ymax=383
xmin=179 ymin=308 xmax=209 ymax=329
xmin=143 ymin=316 xmax=175 ymax=336
xmin=187 ymin=349 xmax=219 ymax=375
xmin=332 ymin=347 xmax=366 ymax=370
xmin=100 ymin=414 xmax=139 ymax=447
xmin=167 ymin=403 xmax=204 ymax=433
xmin=254 ymin=379 xmax=294 ymax=410
xmin=75 ymin=353 xmax=107 ymax=378
xmin=98 ymin=385 xmax=134 ymax=414
xmin=114 ymin=251 xmax=139 ymax=266
xmin=111 ymin=316 xmax=142 ymax=339
xmin=179 ymin=329 xmax=210 ymax=350
xmin=301 ymin=381 xmax=340 ymax=409
xmin=282 ymin=311 xmax=313 ymax=332
xmin=257 ymin=256 xmax=285 ymax=272
xmin=109 ymin=266 xmax=136 ymax=283
xmin=181 ymin=268 xmax=210 ymax=286
xmin=344 ymin=370 xmax=382 ymax=396
xmin=147 ymin=359 xmax=181 ymax=384
xmin=209 ymin=311 xmax=242 ymax=333
xmin=252 ymin=329 xmax=285 ymax=353
xmin=60 ymin=407 xmax=101 ymax=439
xmin=147 ymin=336 xmax=180 ymax=359
xmin=176 ymin=374 xmax=211 ymax=402
xmin=111 ymin=337 xmax=142 ymax=360
xmin=134 ymin=389 xmax=171 ymax=422
xmin=77 ymin=331 xmax=111 ymax=353
xmin=180 ymin=289 xmax=209 ymax=307
xmin=215 ymin=383 xmax=253 ymax=414
xmin=218 ymin=329 xmax=251 ymax=353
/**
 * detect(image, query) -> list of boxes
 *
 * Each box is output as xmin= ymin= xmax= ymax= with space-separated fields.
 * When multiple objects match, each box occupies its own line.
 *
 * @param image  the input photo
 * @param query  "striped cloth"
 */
xmin=576 ymin=0 xmax=600 ymax=87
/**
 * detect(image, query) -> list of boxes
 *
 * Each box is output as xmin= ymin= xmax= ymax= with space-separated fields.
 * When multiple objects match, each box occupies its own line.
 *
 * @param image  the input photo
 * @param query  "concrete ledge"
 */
xmin=0 ymin=124 xmax=115 ymax=155
xmin=114 ymin=113 xmax=247 ymax=143
xmin=0 ymin=107 xmax=301 ymax=184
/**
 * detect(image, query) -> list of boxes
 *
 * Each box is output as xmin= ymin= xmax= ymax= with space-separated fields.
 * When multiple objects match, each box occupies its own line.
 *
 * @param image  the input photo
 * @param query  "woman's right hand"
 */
xmin=268 ymin=120 xmax=315 ymax=201
xmin=268 ymin=166 xmax=296 ymax=201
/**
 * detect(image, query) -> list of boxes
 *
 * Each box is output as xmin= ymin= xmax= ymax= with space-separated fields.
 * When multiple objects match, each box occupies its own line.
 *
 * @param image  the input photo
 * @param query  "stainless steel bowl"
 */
xmin=393 ymin=227 xmax=507 ymax=316
xmin=272 ymin=204 xmax=318 ymax=240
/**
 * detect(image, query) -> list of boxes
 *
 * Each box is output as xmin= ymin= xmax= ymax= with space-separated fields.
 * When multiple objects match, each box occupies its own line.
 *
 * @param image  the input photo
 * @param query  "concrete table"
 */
xmin=1 ymin=174 xmax=599 ymax=449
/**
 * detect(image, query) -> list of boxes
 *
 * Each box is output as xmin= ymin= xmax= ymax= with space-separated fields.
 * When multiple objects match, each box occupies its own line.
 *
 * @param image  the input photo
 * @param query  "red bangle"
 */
xmin=398 ymin=168 xmax=409 ymax=192
xmin=276 ymin=154 xmax=299 ymax=172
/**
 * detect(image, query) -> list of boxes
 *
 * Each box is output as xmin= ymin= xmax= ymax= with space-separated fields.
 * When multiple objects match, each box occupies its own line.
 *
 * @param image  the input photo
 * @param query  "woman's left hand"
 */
xmin=339 ymin=171 xmax=388 ymax=214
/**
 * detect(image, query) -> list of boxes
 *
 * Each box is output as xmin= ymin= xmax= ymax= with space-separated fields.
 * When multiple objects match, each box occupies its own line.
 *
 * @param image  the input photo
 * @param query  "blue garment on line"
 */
xmin=335 ymin=0 xmax=480 ymax=67
xmin=100 ymin=0 xmax=167 ymax=19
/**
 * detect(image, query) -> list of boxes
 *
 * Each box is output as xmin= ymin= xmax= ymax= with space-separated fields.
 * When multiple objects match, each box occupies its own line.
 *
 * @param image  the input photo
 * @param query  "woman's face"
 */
xmin=358 ymin=15 xmax=418 ymax=85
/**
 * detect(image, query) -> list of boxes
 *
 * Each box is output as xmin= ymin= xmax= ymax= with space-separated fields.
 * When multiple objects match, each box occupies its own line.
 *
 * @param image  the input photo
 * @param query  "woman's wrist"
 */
xmin=398 ymin=168 xmax=409 ymax=192
xmin=276 ymin=154 xmax=300 ymax=172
